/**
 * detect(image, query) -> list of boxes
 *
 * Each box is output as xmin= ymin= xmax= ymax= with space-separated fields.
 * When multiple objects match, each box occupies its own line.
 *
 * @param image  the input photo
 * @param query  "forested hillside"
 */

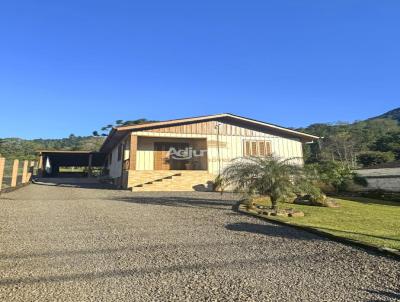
xmin=0 ymin=109 xmax=399 ymax=167
xmin=300 ymin=108 xmax=400 ymax=167
xmin=0 ymin=118 xmax=153 ymax=160
xmin=0 ymin=135 xmax=105 ymax=160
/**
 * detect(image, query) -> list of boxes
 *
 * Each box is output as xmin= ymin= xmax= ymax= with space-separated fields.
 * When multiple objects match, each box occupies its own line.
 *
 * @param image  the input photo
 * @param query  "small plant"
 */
xmin=212 ymin=174 xmax=225 ymax=193
xmin=219 ymin=156 xmax=320 ymax=211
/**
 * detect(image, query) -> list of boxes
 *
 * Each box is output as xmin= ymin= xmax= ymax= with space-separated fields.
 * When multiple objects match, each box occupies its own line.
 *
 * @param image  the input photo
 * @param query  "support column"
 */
xmin=11 ymin=159 xmax=19 ymax=187
xmin=129 ymin=135 xmax=137 ymax=171
xmin=121 ymin=135 xmax=138 ymax=190
xmin=22 ymin=160 xmax=28 ymax=183
xmin=88 ymin=154 xmax=93 ymax=177
xmin=0 ymin=158 xmax=5 ymax=191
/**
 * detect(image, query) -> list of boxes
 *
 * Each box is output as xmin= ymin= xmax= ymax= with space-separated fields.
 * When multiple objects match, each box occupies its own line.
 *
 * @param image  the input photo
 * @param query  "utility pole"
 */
xmin=215 ymin=122 xmax=222 ymax=175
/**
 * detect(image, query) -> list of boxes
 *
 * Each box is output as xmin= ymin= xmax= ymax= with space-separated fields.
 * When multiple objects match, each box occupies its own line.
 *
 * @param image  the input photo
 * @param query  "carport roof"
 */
xmin=38 ymin=150 xmax=96 ymax=154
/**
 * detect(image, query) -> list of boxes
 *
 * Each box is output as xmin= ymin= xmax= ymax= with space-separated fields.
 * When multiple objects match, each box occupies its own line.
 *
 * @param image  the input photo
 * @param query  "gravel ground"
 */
xmin=0 ymin=181 xmax=399 ymax=301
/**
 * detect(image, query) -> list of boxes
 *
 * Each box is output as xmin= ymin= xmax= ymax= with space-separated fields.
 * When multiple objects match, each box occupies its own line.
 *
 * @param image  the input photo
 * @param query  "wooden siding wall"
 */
xmin=108 ymin=136 xmax=129 ymax=179
xmin=132 ymin=120 xmax=303 ymax=175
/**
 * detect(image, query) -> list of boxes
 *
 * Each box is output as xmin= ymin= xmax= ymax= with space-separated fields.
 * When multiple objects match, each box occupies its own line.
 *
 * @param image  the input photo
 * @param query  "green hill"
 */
xmin=300 ymin=107 xmax=400 ymax=167
xmin=0 ymin=135 xmax=105 ymax=160
xmin=368 ymin=107 xmax=400 ymax=122
xmin=1 ymin=109 xmax=399 ymax=167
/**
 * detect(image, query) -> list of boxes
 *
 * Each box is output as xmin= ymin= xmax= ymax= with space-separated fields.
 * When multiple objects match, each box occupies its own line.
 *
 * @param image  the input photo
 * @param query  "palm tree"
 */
xmin=220 ymin=156 xmax=318 ymax=211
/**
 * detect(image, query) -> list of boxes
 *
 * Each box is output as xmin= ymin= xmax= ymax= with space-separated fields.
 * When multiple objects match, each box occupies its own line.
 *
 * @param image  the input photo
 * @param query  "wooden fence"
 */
xmin=0 ymin=158 xmax=37 ymax=192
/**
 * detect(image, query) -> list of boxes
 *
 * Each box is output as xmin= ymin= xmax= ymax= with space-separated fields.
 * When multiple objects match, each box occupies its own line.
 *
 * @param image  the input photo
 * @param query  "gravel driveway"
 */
xmin=0 ymin=182 xmax=399 ymax=301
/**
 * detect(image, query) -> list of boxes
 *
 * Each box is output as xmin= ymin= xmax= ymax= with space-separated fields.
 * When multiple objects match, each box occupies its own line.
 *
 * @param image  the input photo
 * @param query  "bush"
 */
xmin=357 ymin=151 xmax=395 ymax=167
xmin=212 ymin=175 xmax=225 ymax=192
xmin=305 ymin=161 xmax=354 ymax=192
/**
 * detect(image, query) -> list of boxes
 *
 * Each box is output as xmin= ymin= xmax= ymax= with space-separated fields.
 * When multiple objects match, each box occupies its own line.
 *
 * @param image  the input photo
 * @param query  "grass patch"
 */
xmin=251 ymin=197 xmax=400 ymax=251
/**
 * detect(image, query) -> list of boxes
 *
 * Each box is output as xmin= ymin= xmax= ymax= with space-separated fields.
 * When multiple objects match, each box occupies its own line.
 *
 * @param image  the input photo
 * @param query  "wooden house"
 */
xmin=99 ymin=113 xmax=318 ymax=191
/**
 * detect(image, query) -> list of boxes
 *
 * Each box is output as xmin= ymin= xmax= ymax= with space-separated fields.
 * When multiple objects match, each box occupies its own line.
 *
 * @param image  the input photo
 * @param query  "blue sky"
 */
xmin=0 ymin=0 xmax=399 ymax=139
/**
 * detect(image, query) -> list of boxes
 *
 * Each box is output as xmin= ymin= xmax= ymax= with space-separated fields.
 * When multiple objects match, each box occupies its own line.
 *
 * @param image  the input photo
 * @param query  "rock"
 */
xmin=288 ymin=211 xmax=305 ymax=217
xmin=325 ymin=199 xmax=340 ymax=208
xmin=247 ymin=209 xmax=259 ymax=215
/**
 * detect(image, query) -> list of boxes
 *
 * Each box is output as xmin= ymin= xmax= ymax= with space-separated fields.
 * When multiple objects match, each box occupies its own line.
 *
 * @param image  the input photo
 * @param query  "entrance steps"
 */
xmin=128 ymin=171 xmax=215 ymax=192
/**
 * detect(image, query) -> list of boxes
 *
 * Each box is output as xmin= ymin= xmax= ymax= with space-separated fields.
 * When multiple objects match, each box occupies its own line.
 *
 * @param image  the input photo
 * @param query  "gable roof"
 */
xmin=100 ymin=113 xmax=319 ymax=152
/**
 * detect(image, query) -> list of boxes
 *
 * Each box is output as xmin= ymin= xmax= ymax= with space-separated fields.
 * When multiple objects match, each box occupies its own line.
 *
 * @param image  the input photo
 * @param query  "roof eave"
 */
xmin=100 ymin=113 xmax=319 ymax=152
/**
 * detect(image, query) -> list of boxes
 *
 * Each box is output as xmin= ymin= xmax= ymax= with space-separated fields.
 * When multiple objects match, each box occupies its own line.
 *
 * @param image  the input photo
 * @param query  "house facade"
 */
xmin=100 ymin=114 xmax=318 ymax=191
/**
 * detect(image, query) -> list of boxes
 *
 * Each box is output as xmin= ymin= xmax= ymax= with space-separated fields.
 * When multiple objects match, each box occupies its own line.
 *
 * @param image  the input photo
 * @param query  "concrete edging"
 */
xmin=234 ymin=203 xmax=400 ymax=261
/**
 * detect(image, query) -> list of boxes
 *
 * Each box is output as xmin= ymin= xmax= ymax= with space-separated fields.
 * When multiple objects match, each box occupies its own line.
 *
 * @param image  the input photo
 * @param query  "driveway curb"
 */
xmin=234 ymin=203 xmax=400 ymax=261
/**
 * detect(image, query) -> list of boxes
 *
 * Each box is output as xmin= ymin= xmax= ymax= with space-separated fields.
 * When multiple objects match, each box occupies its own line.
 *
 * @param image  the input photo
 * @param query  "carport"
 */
xmin=38 ymin=150 xmax=106 ymax=178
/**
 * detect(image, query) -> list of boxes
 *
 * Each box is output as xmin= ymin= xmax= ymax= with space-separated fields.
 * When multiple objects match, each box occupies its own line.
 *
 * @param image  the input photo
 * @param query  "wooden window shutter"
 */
xmin=267 ymin=141 xmax=272 ymax=155
xmin=259 ymin=141 xmax=266 ymax=156
xmin=251 ymin=141 xmax=257 ymax=156
xmin=244 ymin=141 xmax=250 ymax=156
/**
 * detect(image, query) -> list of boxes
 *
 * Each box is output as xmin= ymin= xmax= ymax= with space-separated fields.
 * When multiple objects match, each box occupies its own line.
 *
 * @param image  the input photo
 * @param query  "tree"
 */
xmin=93 ymin=119 xmax=158 ymax=137
xmin=357 ymin=151 xmax=395 ymax=167
xmin=122 ymin=118 xmax=157 ymax=126
xmin=371 ymin=132 xmax=400 ymax=159
xmin=220 ymin=156 xmax=321 ymax=211
xmin=303 ymin=118 xmax=400 ymax=167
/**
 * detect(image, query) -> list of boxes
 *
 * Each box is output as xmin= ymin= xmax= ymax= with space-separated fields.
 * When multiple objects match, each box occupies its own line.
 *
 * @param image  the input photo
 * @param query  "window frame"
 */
xmin=243 ymin=140 xmax=271 ymax=157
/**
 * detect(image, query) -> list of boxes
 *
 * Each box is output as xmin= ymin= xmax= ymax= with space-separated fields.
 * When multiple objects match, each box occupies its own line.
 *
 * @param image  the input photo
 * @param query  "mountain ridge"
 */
xmin=1 ymin=108 xmax=399 ymax=163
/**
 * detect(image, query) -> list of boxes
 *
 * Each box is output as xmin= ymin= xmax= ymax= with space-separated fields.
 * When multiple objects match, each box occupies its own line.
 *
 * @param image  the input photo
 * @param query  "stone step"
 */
xmin=130 ymin=171 xmax=214 ymax=192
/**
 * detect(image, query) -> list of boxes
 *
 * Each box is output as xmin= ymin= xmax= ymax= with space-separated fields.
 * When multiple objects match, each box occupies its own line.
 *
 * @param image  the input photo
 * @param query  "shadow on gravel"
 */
xmin=0 ymin=255 xmax=317 ymax=287
xmin=33 ymin=178 xmax=116 ymax=190
xmin=0 ymin=241 xmax=239 ymax=261
xmin=112 ymin=194 xmax=238 ymax=210
xmin=365 ymin=289 xmax=400 ymax=302
xmin=225 ymin=222 xmax=323 ymax=241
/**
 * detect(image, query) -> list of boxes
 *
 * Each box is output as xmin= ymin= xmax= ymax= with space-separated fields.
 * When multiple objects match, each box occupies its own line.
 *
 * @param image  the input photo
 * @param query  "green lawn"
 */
xmin=252 ymin=197 xmax=400 ymax=251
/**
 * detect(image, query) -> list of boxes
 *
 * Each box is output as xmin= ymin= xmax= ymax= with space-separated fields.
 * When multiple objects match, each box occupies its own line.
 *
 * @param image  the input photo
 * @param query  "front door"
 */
xmin=154 ymin=142 xmax=189 ymax=170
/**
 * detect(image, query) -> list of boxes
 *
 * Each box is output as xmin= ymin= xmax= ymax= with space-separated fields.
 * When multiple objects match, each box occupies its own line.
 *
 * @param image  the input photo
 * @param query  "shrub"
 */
xmin=305 ymin=160 xmax=369 ymax=193
xmin=357 ymin=151 xmax=395 ymax=167
xmin=305 ymin=161 xmax=354 ymax=192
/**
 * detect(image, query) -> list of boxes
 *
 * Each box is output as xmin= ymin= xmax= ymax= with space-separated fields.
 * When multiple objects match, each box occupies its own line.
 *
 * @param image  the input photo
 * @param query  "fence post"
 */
xmin=11 ymin=159 xmax=19 ymax=187
xmin=38 ymin=155 xmax=43 ymax=177
xmin=0 ymin=158 xmax=5 ymax=191
xmin=22 ymin=160 xmax=29 ymax=183
xmin=27 ymin=161 xmax=35 ymax=180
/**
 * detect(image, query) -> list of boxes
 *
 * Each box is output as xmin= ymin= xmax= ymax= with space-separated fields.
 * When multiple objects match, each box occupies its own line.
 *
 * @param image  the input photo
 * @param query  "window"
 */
xmin=243 ymin=140 xmax=271 ymax=157
xmin=117 ymin=144 xmax=123 ymax=161
xmin=109 ymin=153 xmax=113 ymax=165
